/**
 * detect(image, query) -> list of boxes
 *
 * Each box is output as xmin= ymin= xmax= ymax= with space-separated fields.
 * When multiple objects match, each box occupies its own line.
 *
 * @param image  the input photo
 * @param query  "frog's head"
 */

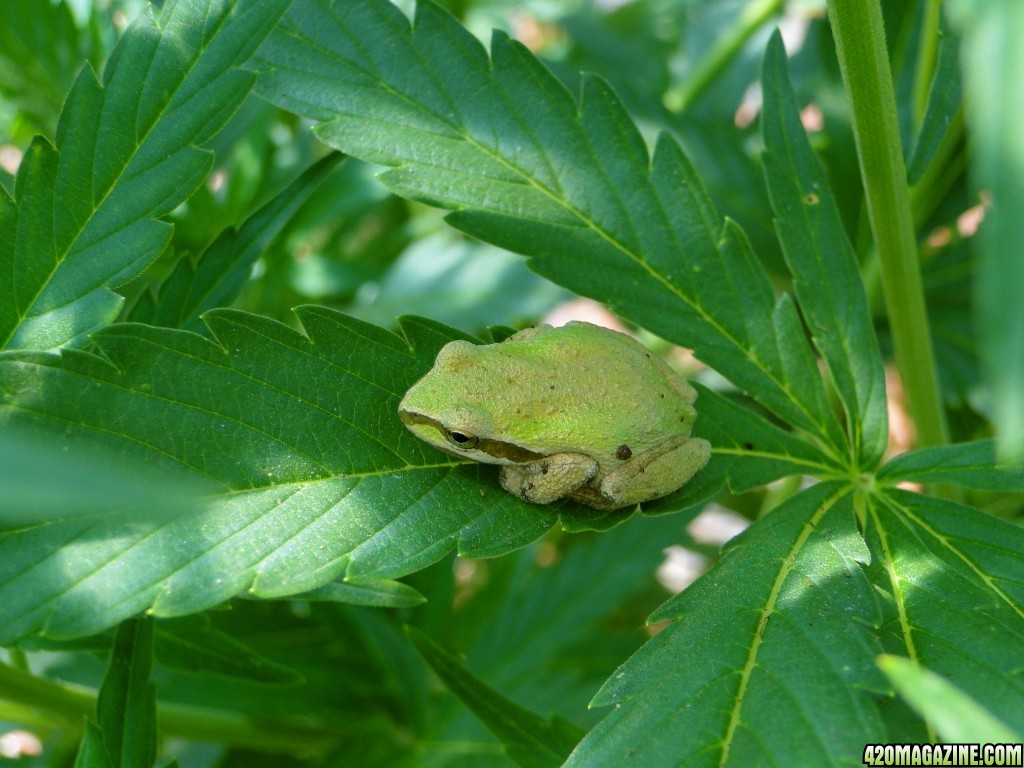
xmin=398 ymin=340 xmax=546 ymax=465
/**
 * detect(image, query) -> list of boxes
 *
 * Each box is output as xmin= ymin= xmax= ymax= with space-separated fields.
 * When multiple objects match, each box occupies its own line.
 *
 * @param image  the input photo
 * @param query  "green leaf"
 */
xmin=0 ymin=0 xmax=292 ymax=352
xmin=292 ymin=579 xmax=427 ymax=608
xmin=153 ymin=615 xmax=302 ymax=685
xmin=95 ymin=618 xmax=158 ymax=768
xmin=692 ymin=383 xmax=840 ymax=493
xmin=947 ymin=0 xmax=1024 ymax=458
xmin=408 ymin=626 xmax=584 ymax=768
xmin=569 ymin=483 xmax=886 ymax=766
xmin=878 ymin=656 xmax=1022 ymax=743
xmin=906 ymin=27 xmax=962 ymax=186
xmin=0 ymin=0 xmax=87 ymax=135
xmin=74 ymin=722 xmax=113 ymax=768
xmin=0 ymin=309 xmax=576 ymax=643
xmin=866 ymin=491 xmax=1024 ymax=730
xmin=877 ymin=439 xmax=1024 ymax=491
xmin=130 ymin=153 xmax=343 ymax=332
xmin=252 ymin=0 xmax=847 ymax=462
xmin=761 ymin=32 xmax=888 ymax=467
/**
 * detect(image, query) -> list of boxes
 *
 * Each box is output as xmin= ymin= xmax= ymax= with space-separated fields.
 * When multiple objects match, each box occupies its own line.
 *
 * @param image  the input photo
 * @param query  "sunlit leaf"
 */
xmin=569 ymin=483 xmax=887 ymax=766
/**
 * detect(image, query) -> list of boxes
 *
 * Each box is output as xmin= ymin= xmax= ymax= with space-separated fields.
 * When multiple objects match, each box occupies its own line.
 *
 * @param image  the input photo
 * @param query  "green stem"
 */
xmin=827 ymin=0 xmax=949 ymax=450
xmin=666 ymin=0 xmax=784 ymax=112
xmin=0 ymin=659 xmax=347 ymax=753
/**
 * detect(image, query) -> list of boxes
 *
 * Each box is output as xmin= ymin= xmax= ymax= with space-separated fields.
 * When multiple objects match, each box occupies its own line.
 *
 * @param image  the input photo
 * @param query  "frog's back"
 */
xmin=487 ymin=322 xmax=695 ymax=454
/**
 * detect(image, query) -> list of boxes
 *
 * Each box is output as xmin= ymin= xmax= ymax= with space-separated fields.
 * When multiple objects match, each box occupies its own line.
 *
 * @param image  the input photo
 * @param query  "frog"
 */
xmin=398 ymin=321 xmax=711 ymax=510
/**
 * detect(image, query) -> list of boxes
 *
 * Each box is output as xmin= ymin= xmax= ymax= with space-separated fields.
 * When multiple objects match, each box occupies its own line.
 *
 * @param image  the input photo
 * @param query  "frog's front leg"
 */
xmin=594 ymin=434 xmax=711 ymax=509
xmin=500 ymin=453 xmax=599 ymax=505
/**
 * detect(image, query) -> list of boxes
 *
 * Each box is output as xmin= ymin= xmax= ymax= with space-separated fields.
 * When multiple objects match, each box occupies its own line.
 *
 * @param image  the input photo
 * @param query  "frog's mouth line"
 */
xmin=400 ymin=410 xmax=547 ymax=463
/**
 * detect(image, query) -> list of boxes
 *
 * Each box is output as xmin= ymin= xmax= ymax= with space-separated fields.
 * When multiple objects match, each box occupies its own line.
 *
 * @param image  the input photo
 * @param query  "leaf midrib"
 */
xmin=718 ymin=484 xmax=849 ymax=767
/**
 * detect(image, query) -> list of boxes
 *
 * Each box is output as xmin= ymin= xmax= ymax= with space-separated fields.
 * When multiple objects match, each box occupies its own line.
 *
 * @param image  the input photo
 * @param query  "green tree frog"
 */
xmin=398 ymin=322 xmax=711 ymax=510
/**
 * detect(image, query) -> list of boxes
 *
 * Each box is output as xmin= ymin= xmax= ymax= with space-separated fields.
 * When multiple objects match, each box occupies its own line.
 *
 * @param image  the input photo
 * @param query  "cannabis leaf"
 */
xmin=0 ymin=0 xmax=290 ymax=351
xmin=0 ymin=310 xmax=562 ymax=642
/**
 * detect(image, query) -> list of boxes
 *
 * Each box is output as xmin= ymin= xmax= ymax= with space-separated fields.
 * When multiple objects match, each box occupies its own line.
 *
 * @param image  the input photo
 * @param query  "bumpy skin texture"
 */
xmin=399 ymin=322 xmax=711 ymax=510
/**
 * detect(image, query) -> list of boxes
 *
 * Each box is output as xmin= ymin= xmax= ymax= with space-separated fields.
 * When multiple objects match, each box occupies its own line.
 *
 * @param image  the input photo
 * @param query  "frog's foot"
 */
xmin=500 ymin=453 xmax=598 ymax=505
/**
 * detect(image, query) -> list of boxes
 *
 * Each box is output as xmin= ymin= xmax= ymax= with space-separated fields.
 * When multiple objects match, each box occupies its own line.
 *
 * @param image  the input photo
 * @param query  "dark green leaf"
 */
xmin=154 ymin=615 xmax=302 ymax=685
xmin=347 ymin=232 xmax=570 ymax=333
xmin=131 ymin=153 xmax=343 ymax=332
xmin=292 ymin=579 xmax=427 ymax=608
xmin=877 ymin=439 xmax=1024 ymax=491
xmin=0 ymin=0 xmax=292 ymax=351
xmin=74 ymin=721 xmax=113 ymax=768
xmin=408 ymin=626 xmax=584 ymax=768
xmin=570 ymin=483 xmax=886 ymax=766
xmin=449 ymin=515 xmax=691 ymax=733
xmin=96 ymin=618 xmax=158 ymax=768
xmin=906 ymin=27 xmax=962 ymax=185
xmin=0 ymin=0 xmax=86 ymax=135
xmin=692 ymin=383 xmax=840 ymax=492
xmin=253 ymin=0 xmax=847 ymax=461
xmin=761 ymin=32 xmax=888 ymax=467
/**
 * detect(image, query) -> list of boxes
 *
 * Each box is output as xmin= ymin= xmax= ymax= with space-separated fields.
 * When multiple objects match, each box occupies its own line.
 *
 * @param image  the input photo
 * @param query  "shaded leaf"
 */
xmin=408 ymin=626 xmax=583 ymax=768
xmin=154 ymin=615 xmax=302 ymax=685
xmin=95 ymin=618 xmax=158 ymax=768
xmin=947 ymin=0 xmax=1024 ymax=458
xmin=293 ymin=579 xmax=427 ymax=608
xmin=130 ymin=153 xmax=343 ymax=332
xmin=348 ymin=231 xmax=569 ymax=333
xmin=446 ymin=514 xmax=695 ymax=736
xmin=74 ymin=722 xmax=113 ymax=768
xmin=692 ymin=383 xmax=839 ymax=493
xmin=906 ymin=27 xmax=962 ymax=186
xmin=0 ymin=0 xmax=87 ymax=135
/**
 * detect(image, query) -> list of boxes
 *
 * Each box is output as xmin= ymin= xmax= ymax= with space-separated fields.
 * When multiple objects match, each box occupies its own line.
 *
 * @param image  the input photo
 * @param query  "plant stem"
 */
xmin=0 ymin=658 xmax=346 ymax=753
xmin=666 ymin=0 xmax=784 ymax=112
xmin=827 ymin=0 xmax=949 ymax=450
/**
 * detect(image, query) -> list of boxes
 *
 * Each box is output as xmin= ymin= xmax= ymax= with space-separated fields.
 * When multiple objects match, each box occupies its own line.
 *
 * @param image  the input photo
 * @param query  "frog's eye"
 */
xmin=444 ymin=429 xmax=479 ymax=449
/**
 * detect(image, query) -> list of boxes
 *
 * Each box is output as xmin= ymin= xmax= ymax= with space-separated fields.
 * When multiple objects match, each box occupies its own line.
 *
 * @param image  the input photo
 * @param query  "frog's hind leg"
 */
xmin=595 ymin=435 xmax=711 ymax=509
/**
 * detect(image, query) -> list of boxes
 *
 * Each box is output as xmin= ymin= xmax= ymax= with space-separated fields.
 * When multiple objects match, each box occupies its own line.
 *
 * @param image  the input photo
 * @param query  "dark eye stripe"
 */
xmin=400 ymin=410 xmax=545 ymax=462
